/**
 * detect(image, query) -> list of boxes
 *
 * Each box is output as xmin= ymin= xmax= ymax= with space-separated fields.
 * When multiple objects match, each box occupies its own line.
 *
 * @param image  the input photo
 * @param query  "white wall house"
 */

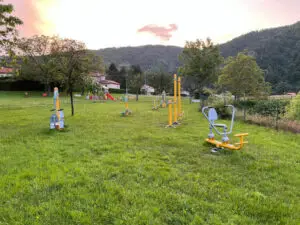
xmin=141 ymin=84 xmax=155 ymax=95
xmin=100 ymin=80 xmax=120 ymax=89
xmin=90 ymin=72 xmax=120 ymax=89
xmin=0 ymin=67 xmax=13 ymax=78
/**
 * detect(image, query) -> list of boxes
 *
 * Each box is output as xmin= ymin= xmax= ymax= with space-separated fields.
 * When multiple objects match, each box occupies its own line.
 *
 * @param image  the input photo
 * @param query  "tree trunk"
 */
xmin=47 ymin=84 xmax=51 ymax=96
xmin=70 ymin=88 xmax=74 ymax=116
xmin=136 ymin=91 xmax=139 ymax=101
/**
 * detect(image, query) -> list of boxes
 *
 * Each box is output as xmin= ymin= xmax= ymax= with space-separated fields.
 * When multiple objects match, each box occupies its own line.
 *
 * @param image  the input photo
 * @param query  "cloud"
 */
xmin=6 ymin=0 xmax=41 ymax=37
xmin=137 ymin=24 xmax=178 ymax=41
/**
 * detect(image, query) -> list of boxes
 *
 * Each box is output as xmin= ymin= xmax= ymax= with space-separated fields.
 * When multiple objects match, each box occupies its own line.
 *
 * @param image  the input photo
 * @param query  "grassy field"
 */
xmin=0 ymin=91 xmax=299 ymax=225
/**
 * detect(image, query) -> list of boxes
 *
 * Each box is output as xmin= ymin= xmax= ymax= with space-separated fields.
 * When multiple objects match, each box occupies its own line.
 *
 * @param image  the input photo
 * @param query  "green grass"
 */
xmin=0 ymin=91 xmax=299 ymax=225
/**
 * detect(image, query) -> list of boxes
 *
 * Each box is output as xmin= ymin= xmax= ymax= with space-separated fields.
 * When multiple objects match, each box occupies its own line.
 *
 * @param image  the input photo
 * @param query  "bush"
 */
xmin=249 ymin=100 xmax=289 ymax=118
xmin=207 ymin=92 xmax=234 ymax=119
xmin=235 ymin=99 xmax=289 ymax=119
xmin=234 ymin=99 xmax=256 ymax=109
xmin=285 ymin=92 xmax=300 ymax=120
xmin=109 ymin=88 xmax=126 ymax=94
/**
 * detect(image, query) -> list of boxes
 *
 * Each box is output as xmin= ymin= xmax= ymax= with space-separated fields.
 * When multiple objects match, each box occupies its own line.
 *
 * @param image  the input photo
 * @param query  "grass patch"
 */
xmin=0 ymin=92 xmax=299 ymax=224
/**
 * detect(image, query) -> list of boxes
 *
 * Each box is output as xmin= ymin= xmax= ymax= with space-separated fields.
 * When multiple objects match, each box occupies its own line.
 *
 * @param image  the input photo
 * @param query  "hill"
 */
xmin=220 ymin=21 xmax=300 ymax=93
xmin=92 ymin=45 xmax=182 ymax=73
xmin=94 ymin=21 xmax=300 ymax=93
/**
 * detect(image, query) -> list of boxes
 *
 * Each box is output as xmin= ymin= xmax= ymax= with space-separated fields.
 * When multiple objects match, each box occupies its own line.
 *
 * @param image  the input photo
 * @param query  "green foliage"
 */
xmin=93 ymin=45 xmax=182 ymax=72
xmin=178 ymin=38 xmax=223 ymax=89
xmin=146 ymin=67 xmax=173 ymax=94
xmin=0 ymin=1 xmax=23 ymax=50
xmin=234 ymin=99 xmax=256 ymax=109
xmin=17 ymin=35 xmax=62 ymax=92
xmin=285 ymin=92 xmax=300 ymax=120
xmin=219 ymin=51 xmax=270 ymax=98
xmin=220 ymin=21 xmax=300 ymax=93
xmin=249 ymin=100 xmax=289 ymax=118
xmin=207 ymin=92 xmax=234 ymax=118
xmin=109 ymin=88 xmax=125 ymax=94
xmin=236 ymin=99 xmax=289 ymax=118
xmin=0 ymin=92 xmax=299 ymax=224
xmin=51 ymin=37 xmax=102 ymax=115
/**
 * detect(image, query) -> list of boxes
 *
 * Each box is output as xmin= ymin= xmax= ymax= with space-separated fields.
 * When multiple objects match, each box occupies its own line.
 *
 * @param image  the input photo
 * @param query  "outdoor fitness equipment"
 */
xmin=121 ymin=95 xmax=132 ymax=116
xmin=202 ymin=105 xmax=248 ymax=152
xmin=50 ymin=87 xmax=64 ymax=130
xmin=166 ymin=74 xmax=183 ymax=127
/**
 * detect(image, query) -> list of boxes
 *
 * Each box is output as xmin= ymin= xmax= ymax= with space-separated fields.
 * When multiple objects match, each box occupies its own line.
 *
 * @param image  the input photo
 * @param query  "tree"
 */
xmin=0 ymin=0 xmax=23 ymax=67
xmin=51 ymin=37 xmax=97 ymax=116
xmin=128 ymin=65 xmax=143 ymax=100
xmin=146 ymin=69 xmax=173 ymax=94
xmin=218 ymin=51 xmax=271 ymax=99
xmin=17 ymin=35 xmax=60 ymax=94
xmin=178 ymin=38 xmax=223 ymax=92
xmin=106 ymin=63 xmax=126 ymax=89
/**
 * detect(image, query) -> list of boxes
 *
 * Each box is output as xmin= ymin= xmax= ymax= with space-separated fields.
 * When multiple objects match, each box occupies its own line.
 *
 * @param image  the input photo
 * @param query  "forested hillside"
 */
xmin=220 ymin=21 xmax=300 ymax=93
xmin=92 ymin=45 xmax=182 ymax=73
xmin=94 ymin=21 xmax=300 ymax=93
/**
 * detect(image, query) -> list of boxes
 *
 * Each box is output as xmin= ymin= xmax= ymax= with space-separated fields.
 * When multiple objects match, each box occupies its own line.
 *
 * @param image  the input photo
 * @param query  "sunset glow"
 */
xmin=7 ymin=0 xmax=300 ymax=49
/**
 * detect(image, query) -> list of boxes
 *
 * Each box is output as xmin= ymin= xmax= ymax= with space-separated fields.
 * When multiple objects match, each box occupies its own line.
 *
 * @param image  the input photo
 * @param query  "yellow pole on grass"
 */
xmin=168 ymin=100 xmax=173 ymax=126
xmin=177 ymin=76 xmax=181 ymax=119
xmin=173 ymin=74 xmax=178 ymax=123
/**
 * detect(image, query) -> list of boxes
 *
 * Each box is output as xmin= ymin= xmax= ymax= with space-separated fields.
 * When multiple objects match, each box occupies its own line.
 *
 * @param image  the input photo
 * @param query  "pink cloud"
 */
xmin=5 ymin=0 xmax=41 ymax=37
xmin=137 ymin=24 xmax=178 ymax=41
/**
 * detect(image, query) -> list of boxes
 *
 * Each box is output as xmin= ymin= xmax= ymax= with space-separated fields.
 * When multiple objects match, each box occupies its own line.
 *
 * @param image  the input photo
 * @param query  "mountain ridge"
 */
xmin=93 ymin=21 xmax=300 ymax=93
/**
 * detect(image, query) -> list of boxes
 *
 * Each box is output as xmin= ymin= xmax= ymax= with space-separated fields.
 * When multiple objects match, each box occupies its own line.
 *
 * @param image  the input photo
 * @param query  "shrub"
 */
xmin=207 ymin=92 xmax=234 ymax=119
xmin=249 ymin=99 xmax=289 ymax=118
xmin=109 ymin=88 xmax=126 ymax=94
xmin=234 ymin=99 xmax=256 ymax=109
xmin=285 ymin=92 xmax=300 ymax=120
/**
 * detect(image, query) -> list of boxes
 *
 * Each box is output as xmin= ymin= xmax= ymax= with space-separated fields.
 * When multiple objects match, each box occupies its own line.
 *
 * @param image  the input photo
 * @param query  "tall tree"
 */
xmin=128 ymin=65 xmax=143 ymax=100
xmin=51 ymin=37 xmax=97 ymax=116
xmin=17 ymin=35 xmax=60 ymax=93
xmin=178 ymin=38 xmax=223 ymax=92
xmin=218 ymin=51 xmax=271 ymax=99
xmin=106 ymin=63 xmax=126 ymax=89
xmin=146 ymin=69 xmax=173 ymax=94
xmin=0 ymin=0 xmax=23 ymax=67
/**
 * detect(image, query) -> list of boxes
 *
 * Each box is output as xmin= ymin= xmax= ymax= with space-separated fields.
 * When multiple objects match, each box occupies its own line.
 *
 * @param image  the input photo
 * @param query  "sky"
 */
xmin=6 ymin=0 xmax=300 ymax=49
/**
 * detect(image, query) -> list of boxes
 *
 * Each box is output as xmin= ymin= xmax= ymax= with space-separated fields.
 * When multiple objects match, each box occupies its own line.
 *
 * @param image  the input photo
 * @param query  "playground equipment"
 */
xmin=50 ymin=87 xmax=64 ymax=130
xmin=121 ymin=95 xmax=132 ymax=116
xmin=106 ymin=93 xmax=115 ymax=101
xmin=166 ymin=74 xmax=183 ymax=127
xmin=161 ymin=90 xmax=167 ymax=108
xmin=202 ymin=105 xmax=248 ymax=152
xmin=152 ymin=91 xmax=167 ymax=110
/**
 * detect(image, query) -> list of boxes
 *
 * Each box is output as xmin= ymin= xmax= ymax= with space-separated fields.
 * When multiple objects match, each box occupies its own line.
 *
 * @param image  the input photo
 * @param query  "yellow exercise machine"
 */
xmin=202 ymin=105 xmax=248 ymax=153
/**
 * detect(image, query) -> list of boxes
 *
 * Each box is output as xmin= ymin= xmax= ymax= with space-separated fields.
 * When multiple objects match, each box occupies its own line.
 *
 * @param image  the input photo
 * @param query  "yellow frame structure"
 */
xmin=206 ymin=133 xmax=248 ymax=150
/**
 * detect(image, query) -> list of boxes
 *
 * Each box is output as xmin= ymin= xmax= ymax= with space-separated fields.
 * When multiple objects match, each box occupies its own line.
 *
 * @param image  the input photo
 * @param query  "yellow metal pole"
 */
xmin=177 ymin=76 xmax=181 ymax=119
xmin=168 ymin=100 xmax=172 ymax=126
xmin=173 ymin=74 xmax=178 ymax=123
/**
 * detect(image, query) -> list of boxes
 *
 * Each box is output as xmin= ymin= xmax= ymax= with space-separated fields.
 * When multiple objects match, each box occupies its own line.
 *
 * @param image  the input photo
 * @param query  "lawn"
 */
xmin=0 ymin=91 xmax=299 ymax=225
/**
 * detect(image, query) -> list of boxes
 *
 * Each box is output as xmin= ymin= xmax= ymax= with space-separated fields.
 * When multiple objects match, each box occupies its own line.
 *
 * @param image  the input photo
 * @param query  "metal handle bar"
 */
xmin=202 ymin=105 xmax=236 ymax=135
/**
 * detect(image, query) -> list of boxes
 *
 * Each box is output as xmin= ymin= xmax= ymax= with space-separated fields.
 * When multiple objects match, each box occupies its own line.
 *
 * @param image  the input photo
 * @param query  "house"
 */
xmin=99 ymin=80 xmax=120 ymax=89
xmin=287 ymin=92 xmax=297 ymax=97
xmin=181 ymin=90 xmax=190 ymax=96
xmin=0 ymin=67 xmax=14 ymax=78
xmin=90 ymin=72 xmax=120 ymax=89
xmin=141 ymin=84 xmax=155 ymax=95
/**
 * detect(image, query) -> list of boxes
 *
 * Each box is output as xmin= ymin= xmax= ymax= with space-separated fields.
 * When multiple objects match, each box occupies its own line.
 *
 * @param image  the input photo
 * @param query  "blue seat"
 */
xmin=208 ymin=108 xmax=227 ymax=128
